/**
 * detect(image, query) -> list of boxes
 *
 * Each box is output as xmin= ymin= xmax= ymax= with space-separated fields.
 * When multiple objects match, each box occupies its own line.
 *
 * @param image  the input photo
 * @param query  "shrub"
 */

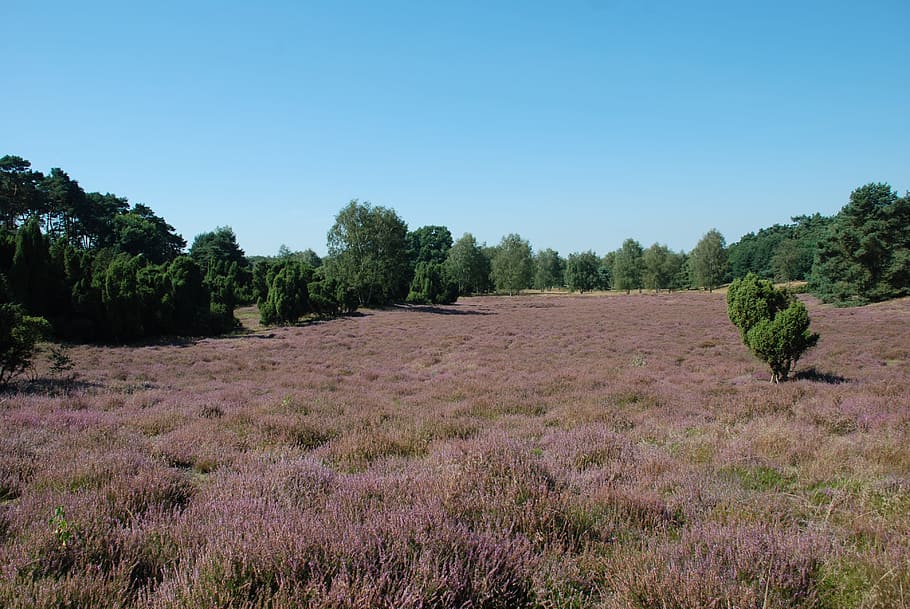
xmin=406 ymin=261 xmax=458 ymax=305
xmin=727 ymin=273 xmax=819 ymax=383
xmin=259 ymin=261 xmax=311 ymax=325
xmin=0 ymin=302 xmax=50 ymax=388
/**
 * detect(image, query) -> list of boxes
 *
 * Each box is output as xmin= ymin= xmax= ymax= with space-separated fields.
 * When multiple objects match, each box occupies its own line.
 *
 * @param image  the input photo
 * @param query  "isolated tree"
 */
xmin=534 ymin=248 xmax=564 ymax=291
xmin=445 ymin=233 xmax=490 ymax=295
xmin=612 ymin=239 xmax=643 ymax=293
xmin=727 ymin=273 xmax=818 ymax=383
xmin=564 ymin=251 xmax=599 ymax=292
xmin=326 ymin=200 xmax=410 ymax=306
xmin=690 ymin=229 xmax=727 ymax=291
xmin=491 ymin=234 xmax=533 ymax=295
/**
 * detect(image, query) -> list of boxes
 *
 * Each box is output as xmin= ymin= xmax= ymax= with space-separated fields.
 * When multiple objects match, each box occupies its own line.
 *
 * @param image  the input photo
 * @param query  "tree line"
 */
xmin=2 ymin=153 xmax=907 ymax=354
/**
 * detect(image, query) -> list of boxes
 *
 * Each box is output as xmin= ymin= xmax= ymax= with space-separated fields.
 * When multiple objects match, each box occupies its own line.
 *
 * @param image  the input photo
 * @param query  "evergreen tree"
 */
xmin=727 ymin=273 xmax=818 ymax=383
xmin=260 ymin=261 xmax=311 ymax=325
xmin=810 ymin=183 xmax=910 ymax=305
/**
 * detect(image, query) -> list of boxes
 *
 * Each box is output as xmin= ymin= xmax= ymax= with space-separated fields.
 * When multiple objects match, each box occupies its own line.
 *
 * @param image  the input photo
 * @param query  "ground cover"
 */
xmin=1 ymin=293 xmax=908 ymax=608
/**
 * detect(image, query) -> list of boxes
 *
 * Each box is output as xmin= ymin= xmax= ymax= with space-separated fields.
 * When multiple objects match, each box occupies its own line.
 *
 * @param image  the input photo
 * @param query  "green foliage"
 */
xmin=564 ymin=251 xmax=599 ymax=292
xmin=729 ymin=215 xmax=834 ymax=282
xmin=49 ymin=506 xmax=74 ymax=548
xmin=259 ymin=261 xmax=311 ymax=325
xmin=746 ymin=301 xmax=819 ymax=383
xmin=491 ymin=234 xmax=533 ymax=295
xmin=0 ymin=155 xmax=43 ymax=230
xmin=445 ymin=233 xmax=491 ymax=295
xmin=9 ymin=218 xmax=52 ymax=315
xmin=534 ymin=248 xmax=564 ymax=291
xmin=612 ymin=239 xmax=643 ymax=293
xmin=47 ymin=345 xmax=75 ymax=377
xmin=109 ymin=204 xmax=185 ymax=264
xmin=0 ymin=299 xmax=50 ymax=388
xmin=408 ymin=225 xmax=453 ymax=266
xmin=190 ymin=226 xmax=252 ymax=306
xmin=326 ymin=200 xmax=411 ymax=306
xmin=406 ymin=261 xmax=458 ymax=305
xmin=642 ymin=243 xmax=686 ymax=293
xmin=689 ymin=229 xmax=727 ymax=291
xmin=166 ymin=256 xmax=213 ymax=335
xmin=727 ymin=273 xmax=819 ymax=383
xmin=102 ymin=254 xmax=146 ymax=340
xmin=308 ymin=268 xmax=358 ymax=317
xmin=810 ymin=183 xmax=910 ymax=305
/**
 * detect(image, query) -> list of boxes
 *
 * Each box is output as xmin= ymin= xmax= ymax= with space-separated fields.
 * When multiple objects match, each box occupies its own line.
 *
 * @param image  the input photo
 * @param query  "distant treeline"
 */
xmin=2 ymin=153 xmax=907 ymax=342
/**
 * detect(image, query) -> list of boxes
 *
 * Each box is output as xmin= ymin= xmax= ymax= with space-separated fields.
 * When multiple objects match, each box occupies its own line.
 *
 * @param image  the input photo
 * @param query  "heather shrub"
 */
xmin=0 ymin=438 xmax=36 ymax=500
xmin=604 ymin=523 xmax=826 ymax=608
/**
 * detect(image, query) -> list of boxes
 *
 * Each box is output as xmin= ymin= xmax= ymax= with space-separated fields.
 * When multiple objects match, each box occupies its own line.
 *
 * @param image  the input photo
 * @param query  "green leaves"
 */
xmin=0 ymin=301 xmax=50 ymax=387
xmin=809 ymin=183 xmax=910 ymax=305
xmin=727 ymin=273 xmax=819 ymax=383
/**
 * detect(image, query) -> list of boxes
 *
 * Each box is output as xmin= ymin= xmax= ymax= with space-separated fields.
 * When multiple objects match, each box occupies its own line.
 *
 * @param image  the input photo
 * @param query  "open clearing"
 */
xmin=2 ymin=293 xmax=909 ymax=607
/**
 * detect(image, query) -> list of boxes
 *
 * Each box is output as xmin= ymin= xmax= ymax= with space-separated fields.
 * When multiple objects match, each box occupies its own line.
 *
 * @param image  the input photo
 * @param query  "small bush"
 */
xmin=727 ymin=273 xmax=819 ymax=382
xmin=0 ymin=302 xmax=50 ymax=388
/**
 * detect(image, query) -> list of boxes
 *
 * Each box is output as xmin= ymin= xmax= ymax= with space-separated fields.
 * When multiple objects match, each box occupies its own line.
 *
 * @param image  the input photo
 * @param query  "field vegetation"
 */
xmin=2 ymin=293 xmax=909 ymax=607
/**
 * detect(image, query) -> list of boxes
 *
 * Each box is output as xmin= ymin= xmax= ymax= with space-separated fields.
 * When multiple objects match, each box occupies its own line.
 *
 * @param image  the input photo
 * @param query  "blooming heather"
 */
xmin=1 ymin=293 xmax=908 ymax=607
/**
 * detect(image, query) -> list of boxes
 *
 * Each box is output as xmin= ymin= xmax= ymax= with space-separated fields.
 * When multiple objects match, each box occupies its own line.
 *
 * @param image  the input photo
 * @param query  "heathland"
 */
xmin=2 ymin=292 xmax=908 ymax=607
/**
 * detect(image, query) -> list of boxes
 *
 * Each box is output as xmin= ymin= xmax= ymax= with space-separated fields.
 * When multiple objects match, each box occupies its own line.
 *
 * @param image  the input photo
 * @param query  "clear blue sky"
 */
xmin=3 ymin=1 xmax=908 ymax=257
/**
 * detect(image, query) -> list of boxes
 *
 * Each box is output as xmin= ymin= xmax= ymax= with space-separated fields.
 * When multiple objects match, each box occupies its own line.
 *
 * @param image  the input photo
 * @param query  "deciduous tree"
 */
xmin=690 ymin=229 xmax=727 ymax=292
xmin=534 ymin=248 xmax=564 ymax=291
xmin=564 ymin=251 xmax=599 ymax=292
xmin=445 ymin=233 xmax=491 ymax=296
xmin=326 ymin=200 xmax=410 ymax=306
xmin=491 ymin=234 xmax=533 ymax=295
xmin=612 ymin=239 xmax=643 ymax=293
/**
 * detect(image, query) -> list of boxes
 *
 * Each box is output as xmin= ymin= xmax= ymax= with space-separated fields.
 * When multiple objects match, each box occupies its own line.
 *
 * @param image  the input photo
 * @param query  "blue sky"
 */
xmin=3 ymin=1 xmax=908 ymax=256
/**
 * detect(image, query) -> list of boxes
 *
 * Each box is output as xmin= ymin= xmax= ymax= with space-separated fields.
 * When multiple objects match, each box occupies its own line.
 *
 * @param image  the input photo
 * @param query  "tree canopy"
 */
xmin=809 ymin=183 xmax=910 ymax=305
xmin=445 ymin=233 xmax=491 ymax=296
xmin=689 ymin=229 xmax=727 ymax=292
xmin=326 ymin=200 xmax=411 ymax=306
xmin=564 ymin=251 xmax=600 ymax=293
xmin=491 ymin=234 xmax=533 ymax=295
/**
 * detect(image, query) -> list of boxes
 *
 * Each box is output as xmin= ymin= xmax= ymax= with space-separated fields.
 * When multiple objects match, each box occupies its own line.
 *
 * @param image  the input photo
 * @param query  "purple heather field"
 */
xmin=1 ymin=293 xmax=909 ymax=608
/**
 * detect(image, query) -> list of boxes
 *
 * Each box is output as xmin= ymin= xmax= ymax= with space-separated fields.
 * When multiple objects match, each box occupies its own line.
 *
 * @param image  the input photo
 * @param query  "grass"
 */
xmin=1 ymin=292 xmax=908 ymax=607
